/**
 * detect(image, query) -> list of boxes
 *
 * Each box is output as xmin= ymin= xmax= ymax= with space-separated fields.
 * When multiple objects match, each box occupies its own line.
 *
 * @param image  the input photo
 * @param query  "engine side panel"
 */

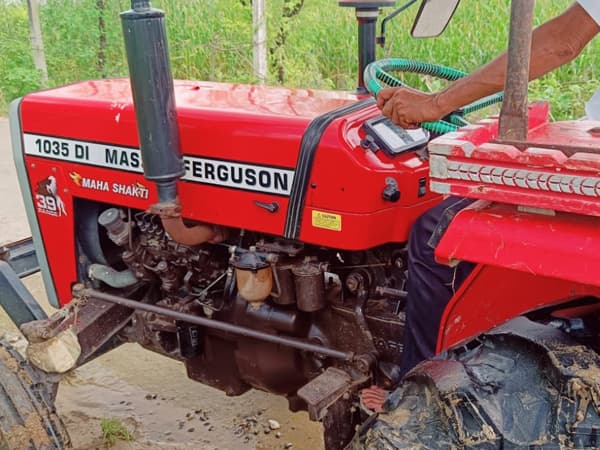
xmin=17 ymin=79 xmax=442 ymax=304
xmin=297 ymin=108 xmax=440 ymax=248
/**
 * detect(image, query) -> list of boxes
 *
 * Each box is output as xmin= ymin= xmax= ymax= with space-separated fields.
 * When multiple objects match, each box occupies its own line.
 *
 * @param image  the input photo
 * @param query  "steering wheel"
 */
xmin=364 ymin=58 xmax=504 ymax=134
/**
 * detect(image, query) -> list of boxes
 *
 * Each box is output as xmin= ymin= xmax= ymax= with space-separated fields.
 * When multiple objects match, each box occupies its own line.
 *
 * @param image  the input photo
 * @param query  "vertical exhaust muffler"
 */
xmin=121 ymin=0 xmax=221 ymax=245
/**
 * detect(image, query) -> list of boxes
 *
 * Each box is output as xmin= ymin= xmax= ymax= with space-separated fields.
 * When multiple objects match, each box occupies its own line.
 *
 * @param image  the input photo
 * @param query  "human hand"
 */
xmin=377 ymin=87 xmax=444 ymax=129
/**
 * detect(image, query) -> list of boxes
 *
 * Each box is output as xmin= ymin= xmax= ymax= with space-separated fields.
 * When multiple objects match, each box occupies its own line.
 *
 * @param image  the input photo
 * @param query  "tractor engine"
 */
xmin=91 ymin=206 xmax=407 ymax=399
xmin=10 ymin=0 xmax=444 ymax=435
xmin=11 ymin=74 xmax=441 ymax=420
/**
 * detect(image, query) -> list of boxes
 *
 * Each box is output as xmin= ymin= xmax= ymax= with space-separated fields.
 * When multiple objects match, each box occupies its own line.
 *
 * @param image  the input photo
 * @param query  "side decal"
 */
xmin=23 ymin=134 xmax=295 ymax=196
xmin=312 ymin=210 xmax=342 ymax=232
xmin=69 ymin=171 xmax=150 ymax=199
xmin=35 ymin=176 xmax=67 ymax=217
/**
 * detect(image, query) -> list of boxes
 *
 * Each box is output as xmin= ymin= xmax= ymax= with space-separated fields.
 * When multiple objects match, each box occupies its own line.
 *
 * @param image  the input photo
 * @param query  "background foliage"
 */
xmin=0 ymin=0 xmax=598 ymax=119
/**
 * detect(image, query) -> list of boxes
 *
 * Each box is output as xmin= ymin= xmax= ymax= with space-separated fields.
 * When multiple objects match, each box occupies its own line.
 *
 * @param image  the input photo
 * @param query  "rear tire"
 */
xmin=359 ymin=317 xmax=600 ymax=449
xmin=0 ymin=339 xmax=70 ymax=449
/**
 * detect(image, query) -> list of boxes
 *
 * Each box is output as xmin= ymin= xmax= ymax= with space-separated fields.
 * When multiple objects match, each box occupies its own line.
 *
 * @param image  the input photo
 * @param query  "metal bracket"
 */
xmin=0 ymin=259 xmax=46 ymax=327
xmin=2 ymin=237 xmax=40 ymax=278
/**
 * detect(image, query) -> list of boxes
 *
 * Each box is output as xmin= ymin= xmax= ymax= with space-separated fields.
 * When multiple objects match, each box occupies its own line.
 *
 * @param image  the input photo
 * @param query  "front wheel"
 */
xmin=0 ymin=339 xmax=70 ymax=449
xmin=357 ymin=317 xmax=600 ymax=449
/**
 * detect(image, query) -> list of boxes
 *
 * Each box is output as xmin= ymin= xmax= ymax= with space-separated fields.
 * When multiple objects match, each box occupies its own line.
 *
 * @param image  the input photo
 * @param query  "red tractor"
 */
xmin=3 ymin=0 xmax=600 ymax=448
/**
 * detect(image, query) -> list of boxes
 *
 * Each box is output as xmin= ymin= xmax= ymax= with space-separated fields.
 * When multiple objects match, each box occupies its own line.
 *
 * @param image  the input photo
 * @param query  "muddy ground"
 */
xmin=0 ymin=118 xmax=324 ymax=449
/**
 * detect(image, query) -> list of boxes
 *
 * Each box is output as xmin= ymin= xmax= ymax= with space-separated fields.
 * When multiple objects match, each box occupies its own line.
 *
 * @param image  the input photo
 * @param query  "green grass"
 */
xmin=100 ymin=417 xmax=135 ymax=447
xmin=0 ymin=0 xmax=598 ymax=120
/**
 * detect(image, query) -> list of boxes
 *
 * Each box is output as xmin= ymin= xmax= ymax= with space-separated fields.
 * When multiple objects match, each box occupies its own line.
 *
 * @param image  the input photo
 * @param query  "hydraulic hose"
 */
xmin=364 ymin=58 xmax=504 ymax=133
xmin=88 ymin=264 xmax=139 ymax=289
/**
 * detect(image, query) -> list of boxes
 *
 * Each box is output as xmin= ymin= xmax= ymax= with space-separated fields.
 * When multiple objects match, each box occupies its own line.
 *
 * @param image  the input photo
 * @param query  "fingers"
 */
xmin=385 ymin=101 xmax=419 ymax=129
xmin=403 ymin=122 xmax=421 ymax=130
xmin=377 ymin=87 xmax=436 ymax=129
xmin=376 ymin=87 xmax=397 ymax=109
xmin=381 ymin=94 xmax=394 ymax=119
xmin=378 ymin=87 xmax=419 ymax=128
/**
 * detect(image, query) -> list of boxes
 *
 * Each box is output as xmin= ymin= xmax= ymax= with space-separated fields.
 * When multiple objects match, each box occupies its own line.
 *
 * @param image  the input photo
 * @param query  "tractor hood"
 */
xmin=17 ymin=78 xmax=439 ymax=266
xmin=20 ymin=79 xmax=359 ymax=171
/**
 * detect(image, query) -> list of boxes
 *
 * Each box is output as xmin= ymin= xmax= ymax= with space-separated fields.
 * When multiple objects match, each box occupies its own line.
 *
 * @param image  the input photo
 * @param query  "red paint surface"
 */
xmin=435 ymin=201 xmax=600 ymax=288
xmin=431 ymin=102 xmax=600 ymax=350
xmin=19 ymin=79 xmax=442 ymax=305
xmin=429 ymin=101 xmax=600 ymax=215
xmin=437 ymin=264 xmax=600 ymax=351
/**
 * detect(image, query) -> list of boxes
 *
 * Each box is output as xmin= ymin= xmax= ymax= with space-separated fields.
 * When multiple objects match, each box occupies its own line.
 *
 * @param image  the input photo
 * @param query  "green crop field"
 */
xmin=0 ymin=0 xmax=598 ymax=120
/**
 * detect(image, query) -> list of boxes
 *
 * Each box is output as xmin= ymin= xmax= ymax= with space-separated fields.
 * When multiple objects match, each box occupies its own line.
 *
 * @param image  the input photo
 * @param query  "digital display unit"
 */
xmin=363 ymin=116 xmax=430 ymax=156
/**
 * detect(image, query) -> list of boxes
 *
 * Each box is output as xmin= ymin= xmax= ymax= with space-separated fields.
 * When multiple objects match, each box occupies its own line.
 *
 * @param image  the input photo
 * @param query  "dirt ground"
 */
xmin=0 ymin=118 xmax=325 ymax=450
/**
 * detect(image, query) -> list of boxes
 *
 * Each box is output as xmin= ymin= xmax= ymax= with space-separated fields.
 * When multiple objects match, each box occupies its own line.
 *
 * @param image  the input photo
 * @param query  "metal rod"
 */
xmin=339 ymin=1 xmax=395 ymax=92
xmin=378 ymin=0 xmax=418 ymax=47
xmin=498 ymin=0 xmax=535 ymax=141
xmin=83 ymin=289 xmax=355 ymax=361
xmin=357 ymin=8 xmax=379 ymax=93
xmin=375 ymin=286 xmax=408 ymax=299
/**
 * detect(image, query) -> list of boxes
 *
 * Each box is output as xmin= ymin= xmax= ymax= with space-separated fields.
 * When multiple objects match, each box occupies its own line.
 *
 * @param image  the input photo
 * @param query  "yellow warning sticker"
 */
xmin=312 ymin=210 xmax=342 ymax=231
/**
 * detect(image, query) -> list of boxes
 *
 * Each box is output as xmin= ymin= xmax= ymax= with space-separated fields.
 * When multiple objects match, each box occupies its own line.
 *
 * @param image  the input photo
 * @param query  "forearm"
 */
xmin=434 ymin=3 xmax=598 ymax=116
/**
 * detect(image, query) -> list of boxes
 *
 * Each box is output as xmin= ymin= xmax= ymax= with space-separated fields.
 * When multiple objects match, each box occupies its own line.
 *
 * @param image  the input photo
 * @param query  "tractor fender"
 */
xmin=436 ymin=263 xmax=600 ymax=352
xmin=434 ymin=200 xmax=600 ymax=351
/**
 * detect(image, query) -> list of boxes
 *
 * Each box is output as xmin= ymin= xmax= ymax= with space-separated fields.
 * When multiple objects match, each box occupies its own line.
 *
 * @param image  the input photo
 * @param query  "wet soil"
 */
xmin=57 ymin=337 xmax=324 ymax=450
xmin=2 ymin=289 xmax=324 ymax=450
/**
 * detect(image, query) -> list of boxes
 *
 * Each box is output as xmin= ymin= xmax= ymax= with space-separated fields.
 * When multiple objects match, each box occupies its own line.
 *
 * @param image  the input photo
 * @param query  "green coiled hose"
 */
xmin=364 ymin=58 xmax=504 ymax=133
xmin=461 ymin=92 xmax=505 ymax=115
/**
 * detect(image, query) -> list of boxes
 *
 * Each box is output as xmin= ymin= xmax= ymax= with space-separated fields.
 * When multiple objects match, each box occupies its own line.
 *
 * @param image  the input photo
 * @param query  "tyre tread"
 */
xmin=361 ymin=317 xmax=600 ymax=449
xmin=0 ymin=339 xmax=70 ymax=449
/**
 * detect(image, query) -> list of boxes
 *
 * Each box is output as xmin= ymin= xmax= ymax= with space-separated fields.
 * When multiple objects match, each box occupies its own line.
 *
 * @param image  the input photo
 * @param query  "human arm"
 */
xmin=378 ymin=2 xmax=600 ymax=128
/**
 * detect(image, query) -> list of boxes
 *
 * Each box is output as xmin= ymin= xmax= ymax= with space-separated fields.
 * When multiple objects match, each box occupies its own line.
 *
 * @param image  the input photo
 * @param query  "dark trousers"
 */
xmin=399 ymin=197 xmax=476 ymax=376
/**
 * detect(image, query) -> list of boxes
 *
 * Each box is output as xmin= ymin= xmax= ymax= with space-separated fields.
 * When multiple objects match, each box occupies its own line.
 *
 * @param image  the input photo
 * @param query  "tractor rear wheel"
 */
xmin=0 ymin=339 xmax=70 ymax=449
xmin=358 ymin=317 xmax=600 ymax=449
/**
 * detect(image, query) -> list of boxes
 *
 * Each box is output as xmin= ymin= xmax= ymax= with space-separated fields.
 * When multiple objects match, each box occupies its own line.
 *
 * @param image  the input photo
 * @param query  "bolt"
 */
xmin=71 ymin=283 xmax=86 ymax=298
xmin=355 ymin=353 xmax=375 ymax=374
xmin=345 ymin=273 xmax=362 ymax=293
xmin=132 ymin=0 xmax=151 ymax=11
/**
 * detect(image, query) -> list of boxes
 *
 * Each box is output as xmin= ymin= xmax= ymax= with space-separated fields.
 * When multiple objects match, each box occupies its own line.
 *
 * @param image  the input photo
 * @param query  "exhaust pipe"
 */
xmin=121 ymin=1 xmax=220 ymax=245
xmin=121 ymin=0 xmax=183 ymax=202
